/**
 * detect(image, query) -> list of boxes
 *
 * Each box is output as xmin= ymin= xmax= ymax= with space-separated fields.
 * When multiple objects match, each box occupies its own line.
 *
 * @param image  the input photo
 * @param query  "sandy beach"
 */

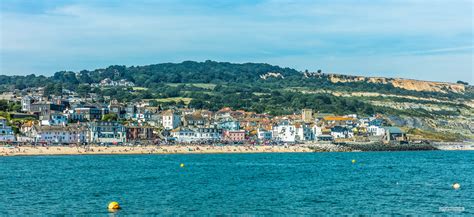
xmin=2 ymin=142 xmax=472 ymax=156
xmin=0 ymin=145 xmax=314 ymax=156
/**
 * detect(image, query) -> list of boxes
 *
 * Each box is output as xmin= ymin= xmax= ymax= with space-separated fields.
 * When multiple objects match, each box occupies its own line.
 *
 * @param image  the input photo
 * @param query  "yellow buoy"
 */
xmin=180 ymin=163 xmax=185 ymax=168
xmin=452 ymin=183 xmax=461 ymax=190
xmin=351 ymin=159 xmax=356 ymax=164
xmin=108 ymin=201 xmax=121 ymax=210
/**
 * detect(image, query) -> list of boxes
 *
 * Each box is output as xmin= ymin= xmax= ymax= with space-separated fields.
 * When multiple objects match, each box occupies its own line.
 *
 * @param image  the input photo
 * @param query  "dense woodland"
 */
xmin=1 ymin=61 xmax=472 ymax=116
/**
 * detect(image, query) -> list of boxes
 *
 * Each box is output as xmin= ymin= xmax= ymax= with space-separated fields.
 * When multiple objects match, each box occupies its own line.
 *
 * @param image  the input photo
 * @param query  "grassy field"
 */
xmin=253 ymin=92 xmax=270 ymax=96
xmin=165 ymin=83 xmax=217 ymax=90
xmin=407 ymin=128 xmax=467 ymax=142
xmin=132 ymin=87 xmax=149 ymax=91
xmin=156 ymin=97 xmax=193 ymax=104
xmin=183 ymin=91 xmax=215 ymax=95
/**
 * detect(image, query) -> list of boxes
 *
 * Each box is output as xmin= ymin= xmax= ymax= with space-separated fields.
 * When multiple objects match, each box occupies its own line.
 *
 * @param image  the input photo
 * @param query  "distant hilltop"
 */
xmin=0 ymin=60 xmax=471 ymax=99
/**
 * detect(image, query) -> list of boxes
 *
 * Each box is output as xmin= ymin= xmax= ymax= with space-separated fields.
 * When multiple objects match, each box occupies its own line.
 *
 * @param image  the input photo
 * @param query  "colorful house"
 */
xmin=222 ymin=130 xmax=246 ymax=142
xmin=0 ymin=118 xmax=15 ymax=142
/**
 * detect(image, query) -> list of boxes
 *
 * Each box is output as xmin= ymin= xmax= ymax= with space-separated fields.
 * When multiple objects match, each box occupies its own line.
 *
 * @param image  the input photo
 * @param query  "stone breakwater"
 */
xmin=343 ymin=142 xmax=437 ymax=152
xmin=307 ymin=142 xmax=438 ymax=152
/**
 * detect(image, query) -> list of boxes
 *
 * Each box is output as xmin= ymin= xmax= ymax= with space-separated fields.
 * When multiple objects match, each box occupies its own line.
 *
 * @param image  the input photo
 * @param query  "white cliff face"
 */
xmin=302 ymin=71 xmax=466 ymax=94
xmin=328 ymin=74 xmax=465 ymax=93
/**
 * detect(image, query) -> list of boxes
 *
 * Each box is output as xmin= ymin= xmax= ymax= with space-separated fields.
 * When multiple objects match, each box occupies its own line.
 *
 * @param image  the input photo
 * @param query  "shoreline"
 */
xmin=0 ymin=145 xmax=314 ymax=157
xmin=1 ymin=142 xmax=473 ymax=157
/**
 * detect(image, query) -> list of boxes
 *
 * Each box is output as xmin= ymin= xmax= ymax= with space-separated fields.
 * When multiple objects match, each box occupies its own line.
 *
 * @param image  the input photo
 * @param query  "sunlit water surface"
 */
xmin=1 ymin=151 xmax=473 ymax=215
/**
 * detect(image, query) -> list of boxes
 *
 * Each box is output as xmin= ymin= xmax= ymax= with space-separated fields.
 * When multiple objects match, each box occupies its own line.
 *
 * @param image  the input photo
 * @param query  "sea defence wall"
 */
xmin=307 ymin=142 xmax=437 ymax=152
xmin=342 ymin=142 xmax=437 ymax=151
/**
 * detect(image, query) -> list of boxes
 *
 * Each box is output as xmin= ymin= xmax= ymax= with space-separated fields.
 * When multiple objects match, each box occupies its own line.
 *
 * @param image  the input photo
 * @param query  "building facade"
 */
xmin=0 ymin=118 xmax=15 ymax=142
xmin=222 ymin=130 xmax=246 ymax=142
xmin=162 ymin=110 xmax=181 ymax=130
xmin=89 ymin=122 xmax=127 ymax=144
xmin=257 ymin=129 xmax=273 ymax=140
xmin=272 ymin=123 xmax=297 ymax=142
xmin=302 ymin=109 xmax=313 ymax=123
xmin=31 ymin=125 xmax=87 ymax=144
xmin=126 ymin=126 xmax=154 ymax=141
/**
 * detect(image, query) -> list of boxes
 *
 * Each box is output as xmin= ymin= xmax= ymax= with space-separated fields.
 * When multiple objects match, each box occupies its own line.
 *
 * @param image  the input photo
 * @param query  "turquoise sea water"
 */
xmin=1 ymin=151 xmax=473 ymax=215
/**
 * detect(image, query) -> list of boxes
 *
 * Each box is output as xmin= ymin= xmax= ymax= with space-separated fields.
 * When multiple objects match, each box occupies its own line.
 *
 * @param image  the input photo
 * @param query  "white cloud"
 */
xmin=395 ymin=46 xmax=474 ymax=55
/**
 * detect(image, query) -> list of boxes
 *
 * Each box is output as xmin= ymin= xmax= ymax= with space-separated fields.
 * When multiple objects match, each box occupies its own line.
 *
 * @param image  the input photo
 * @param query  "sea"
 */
xmin=1 ymin=151 xmax=473 ymax=215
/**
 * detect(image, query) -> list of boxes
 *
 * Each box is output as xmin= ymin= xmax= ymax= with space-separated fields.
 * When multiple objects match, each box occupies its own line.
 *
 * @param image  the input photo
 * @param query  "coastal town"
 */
xmin=1 ymin=85 xmax=413 ymax=148
xmin=2 ymin=0 xmax=473 ymax=215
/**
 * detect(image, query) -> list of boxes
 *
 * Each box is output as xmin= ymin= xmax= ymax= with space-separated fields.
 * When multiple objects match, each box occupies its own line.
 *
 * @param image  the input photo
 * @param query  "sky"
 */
xmin=0 ymin=0 xmax=473 ymax=83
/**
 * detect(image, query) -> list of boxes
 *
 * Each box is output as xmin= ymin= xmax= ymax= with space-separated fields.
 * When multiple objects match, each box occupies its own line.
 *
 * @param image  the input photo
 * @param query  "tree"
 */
xmin=456 ymin=80 xmax=469 ymax=85
xmin=44 ymin=83 xmax=63 ymax=96
xmin=176 ymin=100 xmax=186 ymax=108
xmin=0 ymin=100 xmax=21 ymax=112
xmin=78 ymin=70 xmax=93 ymax=83
xmin=102 ymin=114 xmax=118 ymax=122
xmin=76 ymin=84 xmax=90 ymax=97
xmin=9 ymin=102 xmax=21 ymax=112
xmin=0 ymin=100 xmax=8 ymax=111
xmin=189 ymin=99 xmax=204 ymax=109
xmin=149 ymin=100 xmax=159 ymax=107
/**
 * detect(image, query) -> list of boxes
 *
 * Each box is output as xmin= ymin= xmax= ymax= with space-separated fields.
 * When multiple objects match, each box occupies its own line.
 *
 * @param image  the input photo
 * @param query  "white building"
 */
xmin=170 ymin=127 xmax=222 ymax=142
xmin=195 ymin=128 xmax=222 ymax=141
xmin=21 ymin=96 xmax=33 ymax=112
xmin=312 ymin=125 xmax=322 ymax=137
xmin=30 ymin=125 xmax=87 ymax=144
xmin=162 ymin=110 xmax=181 ymax=130
xmin=367 ymin=125 xmax=386 ymax=136
xmin=331 ymin=126 xmax=354 ymax=139
xmin=95 ymin=78 xmax=135 ymax=87
xmin=40 ymin=113 xmax=68 ymax=126
xmin=170 ymin=129 xmax=196 ymax=143
xmin=272 ymin=123 xmax=297 ymax=142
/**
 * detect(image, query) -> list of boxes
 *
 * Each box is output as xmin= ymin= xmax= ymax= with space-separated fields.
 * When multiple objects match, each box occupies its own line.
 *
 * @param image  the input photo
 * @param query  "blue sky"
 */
xmin=1 ymin=0 xmax=472 ymax=83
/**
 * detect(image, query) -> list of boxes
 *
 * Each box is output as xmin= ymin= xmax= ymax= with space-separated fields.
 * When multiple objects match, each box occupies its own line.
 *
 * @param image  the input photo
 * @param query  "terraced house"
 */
xmin=28 ymin=125 xmax=87 ymax=144
xmin=88 ymin=122 xmax=127 ymax=144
